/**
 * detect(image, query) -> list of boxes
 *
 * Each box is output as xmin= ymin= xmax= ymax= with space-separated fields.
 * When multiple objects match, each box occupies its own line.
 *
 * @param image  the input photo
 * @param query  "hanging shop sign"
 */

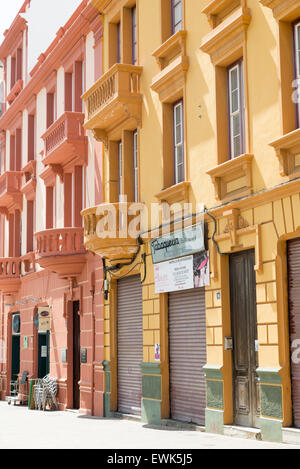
xmin=38 ymin=307 xmax=51 ymax=331
xmin=12 ymin=313 xmax=21 ymax=335
xmin=154 ymin=251 xmax=210 ymax=294
xmin=151 ymin=223 xmax=205 ymax=264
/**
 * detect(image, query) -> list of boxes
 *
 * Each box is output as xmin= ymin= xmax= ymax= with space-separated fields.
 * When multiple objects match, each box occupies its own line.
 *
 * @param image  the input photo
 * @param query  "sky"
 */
xmin=0 ymin=0 xmax=25 ymax=39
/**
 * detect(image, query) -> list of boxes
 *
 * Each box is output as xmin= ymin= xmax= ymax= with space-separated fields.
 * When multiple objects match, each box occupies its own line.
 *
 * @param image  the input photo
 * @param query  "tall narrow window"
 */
xmin=294 ymin=22 xmax=300 ymax=127
xmin=173 ymin=101 xmax=184 ymax=184
xmin=132 ymin=6 xmax=137 ymax=65
xmin=47 ymin=92 xmax=55 ymax=128
xmin=117 ymin=23 xmax=121 ymax=64
xmin=133 ymin=131 xmax=138 ymax=202
xmin=172 ymin=0 xmax=183 ymax=35
xmin=118 ymin=141 xmax=123 ymax=201
xmin=28 ymin=114 xmax=35 ymax=162
xmin=228 ymin=61 xmax=244 ymax=159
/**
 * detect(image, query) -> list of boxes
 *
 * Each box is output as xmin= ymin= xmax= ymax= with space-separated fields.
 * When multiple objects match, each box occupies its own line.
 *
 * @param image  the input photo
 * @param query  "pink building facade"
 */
xmin=0 ymin=0 xmax=104 ymax=416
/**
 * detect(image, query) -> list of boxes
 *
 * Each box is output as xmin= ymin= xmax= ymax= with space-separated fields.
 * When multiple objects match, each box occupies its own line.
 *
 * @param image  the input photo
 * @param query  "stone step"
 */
xmin=224 ymin=425 xmax=262 ymax=441
xmin=113 ymin=412 xmax=142 ymax=423
xmin=282 ymin=427 xmax=300 ymax=445
xmin=161 ymin=419 xmax=205 ymax=432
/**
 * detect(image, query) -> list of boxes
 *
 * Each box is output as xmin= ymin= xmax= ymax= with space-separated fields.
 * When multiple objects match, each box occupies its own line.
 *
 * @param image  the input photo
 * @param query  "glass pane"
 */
xmin=233 ymin=135 xmax=241 ymax=158
xmin=176 ymin=163 xmax=184 ymax=184
xmin=230 ymin=67 xmax=238 ymax=92
xmin=175 ymin=123 xmax=182 ymax=145
xmin=231 ymin=89 xmax=239 ymax=113
xmin=176 ymin=144 xmax=183 ymax=164
xmin=174 ymin=3 xmax=182 ymax=26
xmin=232 ymin=114 xmax=241 ymax=138
xmin=297 ymin=25 xmax=300 ymax=50
xmin=175 ymin=104 xmax=181 ymax=125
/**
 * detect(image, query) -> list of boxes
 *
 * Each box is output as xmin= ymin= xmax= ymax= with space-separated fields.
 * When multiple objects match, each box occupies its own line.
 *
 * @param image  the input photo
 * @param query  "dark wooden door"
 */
xmin=230 ymin=250 xmax=260 ymax=428
xmin=11 ymin=335 xmax=20 ymax=382
xmin=38 ymin=332 xmax=50 ymax=379
xmin=73 ymin=301 xmax=81 ymax=410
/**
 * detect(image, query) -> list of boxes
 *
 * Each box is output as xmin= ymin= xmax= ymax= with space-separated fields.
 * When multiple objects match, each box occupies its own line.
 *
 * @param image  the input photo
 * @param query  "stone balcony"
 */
xmin=82 ymin=63 xmax=143 ymax=144
xmin=0 ymin=258 xmax=21 ymax=294
xmin=0 ymin=171 xmax=23 ymax=213
xmin=41 ymin=112 xmax=87 ymax=171
xmin=35 ymin=227 xmax=87 ymax=279
xmin=82 ymin=202 xmax=141 ymax=264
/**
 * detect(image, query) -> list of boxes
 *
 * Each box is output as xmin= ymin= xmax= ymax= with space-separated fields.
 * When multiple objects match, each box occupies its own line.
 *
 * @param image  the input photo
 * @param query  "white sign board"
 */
xmin=154 ymin=252 xmax=210 ymax=294
xmin=154 ymin=256 xmax=194 ymax=294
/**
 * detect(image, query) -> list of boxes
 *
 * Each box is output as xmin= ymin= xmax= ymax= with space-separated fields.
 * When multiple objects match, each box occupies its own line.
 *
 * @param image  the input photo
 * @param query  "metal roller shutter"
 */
xmin=288 ymin=238 xmax=300 ymax=427
xmin=168 ymin=288 xmax=206 ymax=425
xmin=117 ymin=275 xmax=143 ymax=415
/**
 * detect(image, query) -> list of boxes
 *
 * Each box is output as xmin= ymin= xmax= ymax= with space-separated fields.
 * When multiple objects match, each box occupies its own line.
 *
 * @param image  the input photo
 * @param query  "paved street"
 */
xmin=0 ymin=402 xmax=298 ymax=450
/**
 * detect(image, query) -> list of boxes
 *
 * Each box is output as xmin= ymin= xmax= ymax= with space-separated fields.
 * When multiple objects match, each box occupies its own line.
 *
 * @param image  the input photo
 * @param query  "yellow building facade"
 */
xmin=82 ymin=0 xmax=300 ymax=443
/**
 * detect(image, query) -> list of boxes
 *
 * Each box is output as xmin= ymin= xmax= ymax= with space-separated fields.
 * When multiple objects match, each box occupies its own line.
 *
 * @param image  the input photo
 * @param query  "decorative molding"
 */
xmin=269 ymin=128 xmax=300 ymax=179
xmin=207 ymin=153 xmax=253 ymax=202
xmin=200 ymin=5 xmax=251 ymax=66
xmin=202 ymin=0 xmax=243 ymax=29
xmin=151 ymin=31 xmax=189 ymax=103
xmin=155 ymin=181 xmax=190 ymax=205
xmin=260 ymin=0 xmax=300 ymax=21
xmin=215 ymin=208 xmax=263 ymax=271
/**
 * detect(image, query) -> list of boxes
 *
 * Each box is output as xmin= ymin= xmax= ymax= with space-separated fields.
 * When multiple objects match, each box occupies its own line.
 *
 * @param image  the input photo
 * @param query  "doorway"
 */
xmin=38 ymin=332 xmax=50 ymax=379
xmin=229 ymin=250 xmax=260 ymax=428
xmin=73 ymin=301 xmax=81 ymax=410
xmin=11 ymin=313 xmax=20 ymax=383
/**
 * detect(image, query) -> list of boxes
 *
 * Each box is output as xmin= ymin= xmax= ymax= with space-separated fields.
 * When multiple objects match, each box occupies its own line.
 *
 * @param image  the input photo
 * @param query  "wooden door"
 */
xmin=230 ymin=250 xmax=260 ymax=428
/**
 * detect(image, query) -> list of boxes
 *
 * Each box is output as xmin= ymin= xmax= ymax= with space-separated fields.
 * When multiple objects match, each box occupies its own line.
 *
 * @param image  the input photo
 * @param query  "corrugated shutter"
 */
xmin=117 ymin=275 xmax=143 ymax=415
xmin=288 ymin=238 xmax=300 ymax=427
xmin=168 ymin=288 xmax=206 ymax=425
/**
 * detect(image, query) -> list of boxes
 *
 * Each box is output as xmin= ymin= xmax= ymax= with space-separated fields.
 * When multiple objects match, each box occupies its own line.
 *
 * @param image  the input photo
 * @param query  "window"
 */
xmin=132 ymin=6 xmax=137 ymax=65
xmin=117 ymin=23 xmax=121 ymax=64
xmin=47 ymin=92 xmax=56 ymax=128
xmin=294 ymin=22 xmax=300 ymax=127
xmin=28 ymin=114 xmax=35 ymax=162
xmin=228 ymin=61 xmax=244 ymax=159
xmin=133 ymin=131 xmax=138 ymax=201
xmin=173 ymin=101 xmax=184 ymax=184
xmin=118 ymin=141 xmax=123 ymax=201
xmin=172 ymin=0 xmax=183 ymax=35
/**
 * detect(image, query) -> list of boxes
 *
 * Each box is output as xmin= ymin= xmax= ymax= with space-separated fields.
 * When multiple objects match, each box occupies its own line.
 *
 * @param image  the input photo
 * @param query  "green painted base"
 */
xmin=103 ymin=392 xmax=112 ymax=418
xmin=142 ymin=398 xmax=161 ymax=425
xmin=205 ymin=408 xmax=224 ymax=435
xmin=260 ymin=417 xmax=283 ymax=443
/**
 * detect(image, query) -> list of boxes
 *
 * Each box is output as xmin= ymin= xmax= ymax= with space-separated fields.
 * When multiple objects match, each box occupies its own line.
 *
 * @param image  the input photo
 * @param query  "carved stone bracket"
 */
xmin=223 ymin=208 xmax=245 ymax=249
xmin=214 ymin=208 xmax=263 ymax=274
xmin=93 ymin=129 xmax=109 ymax=150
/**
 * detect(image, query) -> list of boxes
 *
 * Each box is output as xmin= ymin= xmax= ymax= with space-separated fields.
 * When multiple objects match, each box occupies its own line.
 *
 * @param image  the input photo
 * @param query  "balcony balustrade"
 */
xmin=82 ymin=202 xmax=141 ymax=263
xmin=35 ymin=227 xmax=87 ymax=279
xmin=82 ymin=63 xmax=143 ymax=142
xmin=41 ymin=112 xmax=87 ymax=170
xmin=0 ymin=171 xmax=23 ymax=212
xmin=0 ymin=258 xmax=21 ymax=294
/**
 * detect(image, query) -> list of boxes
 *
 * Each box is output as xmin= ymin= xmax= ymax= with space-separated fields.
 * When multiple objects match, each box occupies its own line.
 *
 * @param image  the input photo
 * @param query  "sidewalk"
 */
xmin=0 ymin=402 xmax=297 ymax=449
